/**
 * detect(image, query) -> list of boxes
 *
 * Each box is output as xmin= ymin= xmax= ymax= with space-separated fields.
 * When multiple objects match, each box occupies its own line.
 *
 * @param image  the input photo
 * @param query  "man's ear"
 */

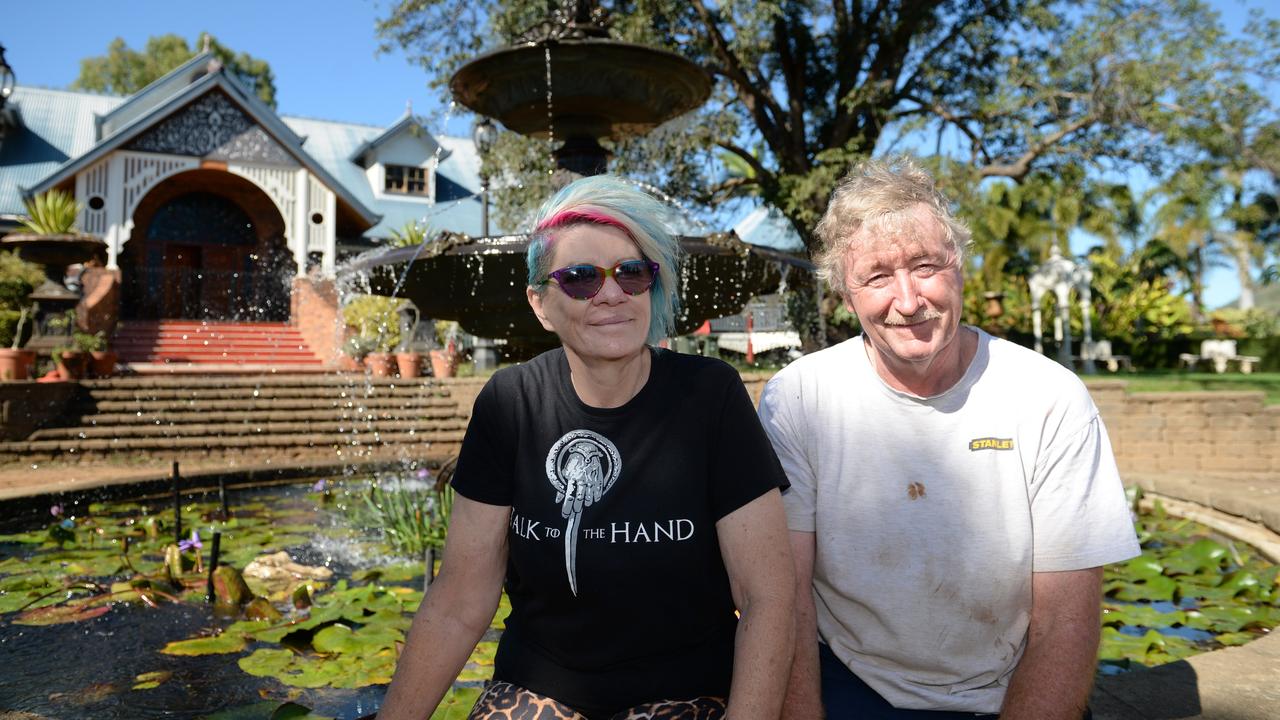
xmin=527 ymin=286 xmax=556 ymax=332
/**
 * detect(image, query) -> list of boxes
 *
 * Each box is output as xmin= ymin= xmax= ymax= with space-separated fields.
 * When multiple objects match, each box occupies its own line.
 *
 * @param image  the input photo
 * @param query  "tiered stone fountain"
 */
xmin=341 ymin=2 xmax=806 ymax=356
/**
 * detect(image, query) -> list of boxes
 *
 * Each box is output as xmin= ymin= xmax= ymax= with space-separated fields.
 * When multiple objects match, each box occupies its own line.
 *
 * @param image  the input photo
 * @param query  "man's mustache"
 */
xmin=883 ymin=307 xmax=944 ymax=326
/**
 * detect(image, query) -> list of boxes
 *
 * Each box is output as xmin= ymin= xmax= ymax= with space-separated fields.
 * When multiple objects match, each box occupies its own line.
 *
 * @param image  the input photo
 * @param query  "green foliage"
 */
xmin=342 ymin=295 xmax=402 ymax=354
xmin=352 ymin=479 xmax=454 ymax=558
xmin=73 ymin=34 xmax=277 ymax=108
xmin=386 ymin=220 xmax=432 ymax=248
xmin=19 ymin=190 xmax=81 ymax=235
xmin=73 ymin=331 xmax=107 ymax=353
xmin=1084 ymin=248 xmax=1195 ymax=367
xmin=1211 ymin=308 xmax=1280 ymax=338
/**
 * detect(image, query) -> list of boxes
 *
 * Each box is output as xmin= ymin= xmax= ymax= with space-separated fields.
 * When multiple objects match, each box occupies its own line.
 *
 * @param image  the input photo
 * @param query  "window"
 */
xmin=384 ymin=165 xmax=429 ymax=196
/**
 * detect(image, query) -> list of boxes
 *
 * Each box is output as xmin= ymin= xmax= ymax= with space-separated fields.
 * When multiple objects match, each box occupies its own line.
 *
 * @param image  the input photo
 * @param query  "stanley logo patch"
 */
xmin=969 ymin=437 xmax=1014 ymax=451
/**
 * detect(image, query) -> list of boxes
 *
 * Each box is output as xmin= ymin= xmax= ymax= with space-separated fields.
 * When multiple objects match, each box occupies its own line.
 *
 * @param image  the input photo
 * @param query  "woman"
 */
xmin=378 ymin=176 xmax=794 ymax=720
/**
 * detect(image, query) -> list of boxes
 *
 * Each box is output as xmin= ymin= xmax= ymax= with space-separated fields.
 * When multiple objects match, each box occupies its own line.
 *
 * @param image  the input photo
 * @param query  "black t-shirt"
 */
xmin=451 ymin=347 xmax=789 ymax=718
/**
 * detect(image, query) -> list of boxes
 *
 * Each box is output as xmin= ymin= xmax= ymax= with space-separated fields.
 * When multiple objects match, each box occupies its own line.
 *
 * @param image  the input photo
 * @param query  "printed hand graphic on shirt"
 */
xmin=545 ymin=430 xmax=621 ymax=596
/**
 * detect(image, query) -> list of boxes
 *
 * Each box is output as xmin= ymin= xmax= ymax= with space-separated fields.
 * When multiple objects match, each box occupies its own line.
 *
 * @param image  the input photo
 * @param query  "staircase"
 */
xmin=0 ymin=375 xmax=483 ymax=465
xmin=113 ymin=321 xmax=326 ymax=372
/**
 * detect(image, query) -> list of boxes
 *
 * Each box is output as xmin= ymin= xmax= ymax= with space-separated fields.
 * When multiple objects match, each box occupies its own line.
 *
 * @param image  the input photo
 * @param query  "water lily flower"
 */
xmin=312 ymin=479 xmax=327 ymax=492
xmin=50 ymin=504 xmax=63 ymax=517
xmin=179 ymin=530 xmax=202 ymax=553
xmin=59 ymin=518 xmax=75 ymax=530
xmin=416 ymin=468 xmax=430 ymax=479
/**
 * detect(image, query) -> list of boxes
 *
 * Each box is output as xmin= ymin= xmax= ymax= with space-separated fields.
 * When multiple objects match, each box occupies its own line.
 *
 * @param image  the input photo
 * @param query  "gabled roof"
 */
xmin=95 ymin=51 xmax=221 ymax=140
xmin=29 ymin=69 xmax=381 ymax=228
xmin=348 ymin=111 xmax=451 ymax=168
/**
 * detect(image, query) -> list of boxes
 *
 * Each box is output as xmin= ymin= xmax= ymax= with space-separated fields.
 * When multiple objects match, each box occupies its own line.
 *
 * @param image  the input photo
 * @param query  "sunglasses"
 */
xmin=539 ymin=260 xmax=660 ymax=300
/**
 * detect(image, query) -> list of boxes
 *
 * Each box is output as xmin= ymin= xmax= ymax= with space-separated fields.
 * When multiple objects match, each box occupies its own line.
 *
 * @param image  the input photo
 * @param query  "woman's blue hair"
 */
xmin=526 ymin=175 xmax=683 ymax=345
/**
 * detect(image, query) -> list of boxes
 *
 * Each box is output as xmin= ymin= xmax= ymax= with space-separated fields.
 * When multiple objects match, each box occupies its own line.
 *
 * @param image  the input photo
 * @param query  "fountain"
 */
xmin=338 ymin=1 xmax=809 ymax=356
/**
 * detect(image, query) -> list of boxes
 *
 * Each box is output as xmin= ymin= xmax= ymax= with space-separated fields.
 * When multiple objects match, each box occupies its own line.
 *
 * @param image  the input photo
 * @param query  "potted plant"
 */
xmin=429 ymin=320 xmax=461 ymax=378
xmin=76 ymin=330 xmax=115 ymax=378
xmin=0 ymin=308 xmax=36 ymax=381
xmin=395 ymin=348 xmax=423 ymax=378
xmin=341 ymin=296 xmax=400 ymax=377
xmin=52 ymin=344 xmax=87 ymax=381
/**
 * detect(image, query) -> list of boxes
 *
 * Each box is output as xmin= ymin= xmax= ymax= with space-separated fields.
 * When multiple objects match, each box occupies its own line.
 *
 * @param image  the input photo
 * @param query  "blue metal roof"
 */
xmin=281 ymin=114 xmax=487 ymax=239
xmin=0 ymin=86 xmax=124 ymax=217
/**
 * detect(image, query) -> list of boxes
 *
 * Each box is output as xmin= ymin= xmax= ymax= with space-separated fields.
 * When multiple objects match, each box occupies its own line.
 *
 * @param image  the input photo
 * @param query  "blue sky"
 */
xmin=5 ymin=0 xmax=1271 ymax=306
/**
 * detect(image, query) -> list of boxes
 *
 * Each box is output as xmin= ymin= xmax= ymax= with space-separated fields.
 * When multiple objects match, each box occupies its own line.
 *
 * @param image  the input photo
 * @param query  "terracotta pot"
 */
xmin=429 ymin=349 xmax=458 ymax=378
xmin=55 ymin=351 xmax=88 ymax=381
xmin=395 ymin=352 xmax=422 ymax=378
xmin=364 ymin=352 xmax=395 ymax=377
xmin=0 ymin=349 xmax=37 ymax=381
xmin=337 ymin=354 xmax=363 ymax=372
xmin=89 ymin=350 xmax=117 ymax=378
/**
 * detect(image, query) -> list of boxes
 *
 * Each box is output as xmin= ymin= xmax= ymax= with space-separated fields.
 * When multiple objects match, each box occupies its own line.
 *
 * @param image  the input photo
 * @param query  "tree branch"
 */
xmin=980 ymin=114 xmax=1099 ymax=180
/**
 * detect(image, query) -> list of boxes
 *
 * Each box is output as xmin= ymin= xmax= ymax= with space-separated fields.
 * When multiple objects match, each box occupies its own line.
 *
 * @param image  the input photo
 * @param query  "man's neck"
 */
xmin=867 ymin=327 xmax=978 ymax=398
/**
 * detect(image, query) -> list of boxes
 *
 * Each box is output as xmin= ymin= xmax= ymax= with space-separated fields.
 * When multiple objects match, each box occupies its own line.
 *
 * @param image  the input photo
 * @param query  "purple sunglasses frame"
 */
xmin=538 ymin=260 xmax=661 ymax=300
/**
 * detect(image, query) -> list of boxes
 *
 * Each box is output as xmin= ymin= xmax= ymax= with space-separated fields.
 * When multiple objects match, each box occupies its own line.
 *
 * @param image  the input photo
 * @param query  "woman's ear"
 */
xmin=527 ymin=285 xmax=556 ymax=332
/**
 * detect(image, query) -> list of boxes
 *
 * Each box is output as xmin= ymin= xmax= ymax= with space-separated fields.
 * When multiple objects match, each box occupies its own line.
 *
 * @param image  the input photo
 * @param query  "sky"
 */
xmin=4 ymin=0 xmax=1271 ymax=307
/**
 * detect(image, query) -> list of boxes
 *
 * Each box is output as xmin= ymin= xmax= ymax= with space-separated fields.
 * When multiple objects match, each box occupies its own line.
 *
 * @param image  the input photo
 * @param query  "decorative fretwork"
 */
xmin=77 ymin=159 xmax=110 ymax=235
xmin=126 ymin=91 xmax=296 ymax=166
xmin=229 ymin=163 xmax=297 ymax=241
xmin=122 ymin=153 xmax=199 ymax=220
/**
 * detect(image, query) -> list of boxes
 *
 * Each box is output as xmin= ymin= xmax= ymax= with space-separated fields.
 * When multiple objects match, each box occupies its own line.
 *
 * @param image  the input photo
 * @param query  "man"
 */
xmin=759 ymin=157 xmax=1140 ymax=719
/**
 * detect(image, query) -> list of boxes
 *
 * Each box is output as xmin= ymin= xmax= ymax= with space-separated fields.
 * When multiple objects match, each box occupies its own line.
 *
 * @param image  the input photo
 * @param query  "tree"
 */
xmin=74 ymin=34 xmax=277 ymax=108
xmin=379 ymin=0 xmax=1280 ymax=345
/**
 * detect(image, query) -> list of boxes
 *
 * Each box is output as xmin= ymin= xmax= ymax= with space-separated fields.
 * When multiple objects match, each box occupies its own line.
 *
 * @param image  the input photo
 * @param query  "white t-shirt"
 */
xmin=759 ymin=328 xmax=1140 ymax=713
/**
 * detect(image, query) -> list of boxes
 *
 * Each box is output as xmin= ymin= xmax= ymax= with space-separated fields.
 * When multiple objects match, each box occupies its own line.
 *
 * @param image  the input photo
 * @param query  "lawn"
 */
xmin=1091 ymin=371 xmax=1280 ymax=405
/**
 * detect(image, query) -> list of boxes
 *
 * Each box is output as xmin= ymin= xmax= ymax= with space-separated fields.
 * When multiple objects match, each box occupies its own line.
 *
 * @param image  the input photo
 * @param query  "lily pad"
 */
xmin=131 ymin=670 xmax=172 ymax=690
xmin=162 ymin=632 xmax=249 ymax=655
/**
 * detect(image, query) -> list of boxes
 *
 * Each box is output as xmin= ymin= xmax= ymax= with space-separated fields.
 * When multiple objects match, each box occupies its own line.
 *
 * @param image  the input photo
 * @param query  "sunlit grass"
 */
xmin=1089 ymin=372 xmax=1280 ymax=405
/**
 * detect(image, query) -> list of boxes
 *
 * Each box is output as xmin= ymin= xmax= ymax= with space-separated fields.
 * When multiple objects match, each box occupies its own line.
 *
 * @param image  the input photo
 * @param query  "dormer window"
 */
xmin=385 ymin=164 xmax=429 ymax=196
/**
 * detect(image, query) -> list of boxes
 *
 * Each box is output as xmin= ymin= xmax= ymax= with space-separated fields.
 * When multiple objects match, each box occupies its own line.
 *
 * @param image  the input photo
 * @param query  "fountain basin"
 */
xmin=342 ymin=233 xmax=806 ymax=354
xmin=450 ymin=39 xmax=711 ymax=142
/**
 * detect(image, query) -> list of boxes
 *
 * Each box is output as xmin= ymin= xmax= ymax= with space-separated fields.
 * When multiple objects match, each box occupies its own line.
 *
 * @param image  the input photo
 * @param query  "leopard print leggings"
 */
xmin=466 ymin=680 xmax=728 ymax=720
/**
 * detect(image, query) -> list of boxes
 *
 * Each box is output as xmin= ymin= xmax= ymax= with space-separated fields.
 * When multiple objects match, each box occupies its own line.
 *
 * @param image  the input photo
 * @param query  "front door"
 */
xmin=162 ymin=244 xmax=202 ymax=318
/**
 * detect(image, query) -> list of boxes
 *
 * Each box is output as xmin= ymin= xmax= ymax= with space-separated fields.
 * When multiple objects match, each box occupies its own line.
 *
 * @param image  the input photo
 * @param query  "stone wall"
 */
xmin=1085 ymin=380 xmax=1280 ymax=476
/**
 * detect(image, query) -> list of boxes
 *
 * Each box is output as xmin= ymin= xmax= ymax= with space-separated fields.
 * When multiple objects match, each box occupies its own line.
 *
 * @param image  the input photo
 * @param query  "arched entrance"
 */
xmin=120 ymin=169 xmax=295 ymax=321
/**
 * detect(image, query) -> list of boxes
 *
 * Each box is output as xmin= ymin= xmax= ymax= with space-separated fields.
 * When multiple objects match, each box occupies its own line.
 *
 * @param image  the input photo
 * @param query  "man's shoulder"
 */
xmin=770 ymin=337 xmax=863 ymax=384
xmin=977 ymin=331 xmax=1097 ymax=411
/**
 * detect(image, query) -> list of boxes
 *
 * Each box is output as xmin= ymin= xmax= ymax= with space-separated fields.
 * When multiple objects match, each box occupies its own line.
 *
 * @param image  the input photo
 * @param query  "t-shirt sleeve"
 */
xmin=758 ymin=372 xmax=816 ymax=532
xmin=450 ymin=379 xmax=515 ymax=507
xmin=1030 ymin=412 xmax=1141 ymax=571
xmin=707 ymin=367 xmax=790 ymax=521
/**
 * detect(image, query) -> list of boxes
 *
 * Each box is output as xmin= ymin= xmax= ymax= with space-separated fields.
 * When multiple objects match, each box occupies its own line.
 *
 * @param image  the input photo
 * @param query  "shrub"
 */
xmin=20 ymin=190 xmax=81 ymax=235
xmin=341 ymin=295 xmax=402 ymax=354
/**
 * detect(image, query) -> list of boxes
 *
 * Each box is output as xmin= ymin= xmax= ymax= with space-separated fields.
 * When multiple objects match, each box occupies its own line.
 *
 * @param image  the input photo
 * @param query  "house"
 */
xmin=0 ymin=50 xmax=487 ymax=367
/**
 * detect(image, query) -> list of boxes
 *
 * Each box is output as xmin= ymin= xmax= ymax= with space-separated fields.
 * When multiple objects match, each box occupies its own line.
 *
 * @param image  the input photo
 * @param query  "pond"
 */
xmin=0 ymin=479 xmax=1276 ymax=718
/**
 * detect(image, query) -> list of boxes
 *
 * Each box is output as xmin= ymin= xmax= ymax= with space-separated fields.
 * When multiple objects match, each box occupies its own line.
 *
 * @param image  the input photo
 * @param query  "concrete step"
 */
xmin=80 ymin=385 xmax=452 ymax=401
xmin=81 ymin=396 xmax=461 ymax=414
xmin=78 ymin=374 xmax=460 ymax=390
xmin=67 ymin=406 xmax=463 ymax=425
xmin=0 ymin=430 xmax=467 ymax=453
xmin=29 ymin=417 xmax=470 ymax=440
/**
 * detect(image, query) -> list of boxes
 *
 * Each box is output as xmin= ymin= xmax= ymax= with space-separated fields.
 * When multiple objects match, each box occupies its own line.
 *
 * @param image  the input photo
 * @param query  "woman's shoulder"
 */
xmin=656 ymin=348 xmax=742 ymax=391
xmin=484 ymin=348 xmax=565 ymax=396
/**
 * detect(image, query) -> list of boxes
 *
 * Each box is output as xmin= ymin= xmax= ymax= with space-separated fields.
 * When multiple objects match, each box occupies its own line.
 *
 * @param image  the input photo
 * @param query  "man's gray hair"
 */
xmin=814 ymin=156 xmax=972 ymax=298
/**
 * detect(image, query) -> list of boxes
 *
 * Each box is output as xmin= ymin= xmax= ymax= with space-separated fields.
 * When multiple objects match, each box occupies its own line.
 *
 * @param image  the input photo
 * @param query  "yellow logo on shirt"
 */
xmin=969 ymin=437 xmax=1014 ymax=451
